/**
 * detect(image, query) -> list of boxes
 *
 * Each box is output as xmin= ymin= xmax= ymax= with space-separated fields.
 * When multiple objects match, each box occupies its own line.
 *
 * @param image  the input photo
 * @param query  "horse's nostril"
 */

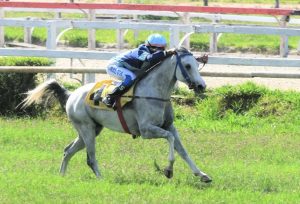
xmin=193 ymin=84 xmax=206 ymax=94
xmin=198 ymin=84 xmax=206 ymax=91
xmin=189 ymin=83 xmax=196 ymax=89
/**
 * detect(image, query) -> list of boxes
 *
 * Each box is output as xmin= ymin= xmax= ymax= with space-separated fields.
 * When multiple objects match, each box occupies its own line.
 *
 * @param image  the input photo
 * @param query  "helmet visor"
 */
xmin=147 ymin=41 xmax=165 ymax=53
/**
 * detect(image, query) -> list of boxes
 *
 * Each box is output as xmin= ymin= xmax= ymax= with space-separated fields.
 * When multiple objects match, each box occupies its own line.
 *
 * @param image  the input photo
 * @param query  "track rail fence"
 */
xmin=0 ymin=2 xmax=299 ymax=82
xmin=1 ymin=66 xmax=300 ymax=79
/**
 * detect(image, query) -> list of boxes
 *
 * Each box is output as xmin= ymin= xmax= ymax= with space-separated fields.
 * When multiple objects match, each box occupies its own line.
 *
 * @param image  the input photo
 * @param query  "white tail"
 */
xmin=20 ymin=79 xmax=57 ymax=109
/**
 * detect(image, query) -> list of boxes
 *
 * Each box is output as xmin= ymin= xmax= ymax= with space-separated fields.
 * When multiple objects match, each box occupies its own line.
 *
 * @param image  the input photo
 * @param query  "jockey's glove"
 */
xmin=165 ymin=49 xmax=176 ymax=57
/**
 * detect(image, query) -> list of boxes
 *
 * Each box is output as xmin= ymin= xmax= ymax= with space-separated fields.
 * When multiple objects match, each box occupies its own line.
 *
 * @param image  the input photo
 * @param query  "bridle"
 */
xmin=175 ymin=52 xmax=196 ymax=89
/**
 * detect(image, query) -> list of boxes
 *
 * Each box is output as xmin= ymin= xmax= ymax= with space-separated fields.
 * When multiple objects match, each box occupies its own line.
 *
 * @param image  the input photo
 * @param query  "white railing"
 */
xmin=1 ymin=18 xmax=299 ymax=50
xmin=1 ymin=66 xmax=300 ymax=79
xmin=1 ymin=9 xmax=299 ymax=51
xmin=0 ymin=12 xmax=299 ymax=81
xmin=3 ymin=7 xmax=300 ymax=25
xmin=0 ymin=18 xmax=299 ymax=57
xmin=0 ymin=48 xmax=299 ymax=67
xmin=1 ymin=2 xmax=299 ymax=51
xmin=0 ymin=18 xmax=192 ymax=49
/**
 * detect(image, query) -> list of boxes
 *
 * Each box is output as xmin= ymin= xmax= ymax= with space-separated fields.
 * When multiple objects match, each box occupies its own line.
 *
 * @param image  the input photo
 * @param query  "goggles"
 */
xmin=147 ymin=41 xmax=166 ymax=53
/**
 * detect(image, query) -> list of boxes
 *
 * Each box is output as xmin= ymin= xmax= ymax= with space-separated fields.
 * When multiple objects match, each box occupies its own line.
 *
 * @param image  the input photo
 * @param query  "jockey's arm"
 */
xmin=137 ymin=45 xmax=171 ymax=68
xmin=145 ymin=51 xmax=166 ymax=66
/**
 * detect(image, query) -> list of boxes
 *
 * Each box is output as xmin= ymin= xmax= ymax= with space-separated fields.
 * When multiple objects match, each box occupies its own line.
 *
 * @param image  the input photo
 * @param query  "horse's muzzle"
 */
xmin=192 ymin=84 xmax=206 ymax=94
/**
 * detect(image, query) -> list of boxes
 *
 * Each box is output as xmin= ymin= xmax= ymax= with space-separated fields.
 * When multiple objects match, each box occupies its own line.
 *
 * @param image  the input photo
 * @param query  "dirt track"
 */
xmin=55 ymin=58 xmax=300 ymax=92
xmin=201 ymin=64 xmax=300 ymax=91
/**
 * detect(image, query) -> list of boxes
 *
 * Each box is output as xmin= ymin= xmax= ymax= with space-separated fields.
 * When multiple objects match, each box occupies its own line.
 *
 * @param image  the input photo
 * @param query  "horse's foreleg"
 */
xmin=60 ymin=136 xmax=85 ymax=176
xmin=164 ymin=135 xmax=175 ymax=179
xmin=167 ymin=125 xmax=212 ymax=183
xmin=140 ymin=124 xmax=175 ymax=179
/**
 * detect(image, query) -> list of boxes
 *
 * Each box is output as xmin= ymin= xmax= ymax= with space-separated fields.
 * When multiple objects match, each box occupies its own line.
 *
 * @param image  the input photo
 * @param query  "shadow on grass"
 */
xmin=111 ymin=165 xmax=213 ymax=190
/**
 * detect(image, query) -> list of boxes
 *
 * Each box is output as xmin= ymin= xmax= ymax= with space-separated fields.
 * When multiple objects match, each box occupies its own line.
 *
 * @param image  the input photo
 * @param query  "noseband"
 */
xmin=175 ymin=52 xmax=195 ymax=89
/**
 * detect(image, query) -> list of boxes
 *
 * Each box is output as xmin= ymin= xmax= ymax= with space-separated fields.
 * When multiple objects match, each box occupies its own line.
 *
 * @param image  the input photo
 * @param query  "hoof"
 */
xmin=201 ymin=175 xmax=212 ymax=183
xmin=164 ymin=168 xmax=173 ymax=179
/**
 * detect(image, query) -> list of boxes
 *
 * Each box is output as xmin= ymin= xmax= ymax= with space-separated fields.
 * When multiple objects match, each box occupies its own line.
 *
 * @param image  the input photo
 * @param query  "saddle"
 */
xmin=85 ymin=79 xmax=135 ymax=110
xmin=85 ymin=61 xmax=164 ymax=110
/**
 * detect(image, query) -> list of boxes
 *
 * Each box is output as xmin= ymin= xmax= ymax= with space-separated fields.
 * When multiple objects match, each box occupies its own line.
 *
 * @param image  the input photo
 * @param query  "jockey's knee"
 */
xmin=106 ymin=64 xmax=123 ymax=79
xmin=123 ymin=74 xmax=135 ymax=87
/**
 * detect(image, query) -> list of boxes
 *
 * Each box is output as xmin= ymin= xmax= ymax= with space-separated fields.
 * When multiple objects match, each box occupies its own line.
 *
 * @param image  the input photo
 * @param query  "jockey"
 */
xmin=97 ymin=33 xmax=176 ymax=108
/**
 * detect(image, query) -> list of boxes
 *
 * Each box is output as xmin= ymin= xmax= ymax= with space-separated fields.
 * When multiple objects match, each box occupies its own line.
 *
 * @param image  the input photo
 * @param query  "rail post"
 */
xmin=169 ymin=26 xmax=180 ymax=48
xmin=88 ymin=9 xmax=96 ymax=50
xmin=181 ymin=12 xmax=190 ymax=49
xmin=85 ymin=9 xmax=96 ymax=84
xmin=46 ymin=21 xmax=57 ymax=79
xmin=24 ymin=17 xmax=32 ymax=44
xmin=46 ymin=21 xmax=57 ymax=50
xmin=133 ymin=14 xmax=139 ymax=40
xmin=279 ymin=15 xmax=289 ymax=57
xmin=116 ymin=0 xmax=124 ymax=50
xmin=210 ymin=18 xmax=219 ymax=53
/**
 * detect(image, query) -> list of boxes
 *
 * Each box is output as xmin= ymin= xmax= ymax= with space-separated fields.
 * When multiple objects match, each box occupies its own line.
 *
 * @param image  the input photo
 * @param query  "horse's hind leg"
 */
xmin=60 ymin=136 xmax=85 ymax=176
xmin=75 ymin=123 xmax=101 ymax=178
xmin=87 ymin=125 xmax=103 ymax=171
xmin=83 ymin=132 xmax=101 ymax=177
xmin=168 ymin=125 xmax=212 ymax=183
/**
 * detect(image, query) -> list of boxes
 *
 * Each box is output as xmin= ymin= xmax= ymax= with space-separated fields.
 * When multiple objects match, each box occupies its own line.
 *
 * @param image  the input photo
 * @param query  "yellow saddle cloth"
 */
xmin=85 ymin=79 xmax=135 ymax=110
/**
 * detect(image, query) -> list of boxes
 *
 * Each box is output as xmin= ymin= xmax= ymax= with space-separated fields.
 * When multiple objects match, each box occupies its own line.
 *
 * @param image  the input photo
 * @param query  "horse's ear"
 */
xmin=196 ymin=54 xmax=208 ymax=64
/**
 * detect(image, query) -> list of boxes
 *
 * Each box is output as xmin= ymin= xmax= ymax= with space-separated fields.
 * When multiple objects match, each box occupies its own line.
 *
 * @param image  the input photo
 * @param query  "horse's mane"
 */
xmin=136 ymin=47 xmax=192 ymax=83
xmin=175 ymin=47 xmax=192 ymax=55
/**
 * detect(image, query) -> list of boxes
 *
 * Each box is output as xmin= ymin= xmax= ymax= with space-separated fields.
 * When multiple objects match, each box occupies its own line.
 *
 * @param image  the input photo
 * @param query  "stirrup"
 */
xmin=93 ymin=93 xmax=102 ymax=105
xmin=102 ymin=96 xmax=115 ymax=108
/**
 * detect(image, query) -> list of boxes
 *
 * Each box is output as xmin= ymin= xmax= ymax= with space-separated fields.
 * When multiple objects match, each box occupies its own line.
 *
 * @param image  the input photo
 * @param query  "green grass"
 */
xmin=1 ymin=83 xmax=300 ymax=203
xmin=0 ymin=56 xmax=53 ymax=66
xmin=4 ymin=27 xmax=47 ymax=45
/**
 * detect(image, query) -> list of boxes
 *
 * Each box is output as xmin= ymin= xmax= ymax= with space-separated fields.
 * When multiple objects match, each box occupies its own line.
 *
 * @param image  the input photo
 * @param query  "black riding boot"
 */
xmin=93 ymin=89 xmax=103 ymax=105
xmin=102 ymin=85 xmax=127 ymax=108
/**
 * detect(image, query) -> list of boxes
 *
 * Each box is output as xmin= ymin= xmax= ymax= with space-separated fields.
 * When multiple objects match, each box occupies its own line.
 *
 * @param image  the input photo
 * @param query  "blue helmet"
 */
xmin=145 ymin=34 xmax=167 ymax=48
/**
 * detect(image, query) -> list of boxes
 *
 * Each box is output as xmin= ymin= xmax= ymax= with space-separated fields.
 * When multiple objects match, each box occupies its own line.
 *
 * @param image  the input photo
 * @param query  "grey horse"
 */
xmin=22 ymin=47 xmax=212 ymax=183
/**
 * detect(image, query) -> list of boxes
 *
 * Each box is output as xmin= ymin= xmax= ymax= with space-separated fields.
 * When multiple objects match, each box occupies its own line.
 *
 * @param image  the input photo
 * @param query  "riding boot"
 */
xmin=102 ymin=84 xmax=127 ymax=109
xmin=93 ymin=89 xmax=103 ymax=105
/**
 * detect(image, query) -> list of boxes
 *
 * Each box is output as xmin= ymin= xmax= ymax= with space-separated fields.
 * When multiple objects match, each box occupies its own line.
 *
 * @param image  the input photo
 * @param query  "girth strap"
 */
xmin=115 ymin=98 xmax=131 ymax=134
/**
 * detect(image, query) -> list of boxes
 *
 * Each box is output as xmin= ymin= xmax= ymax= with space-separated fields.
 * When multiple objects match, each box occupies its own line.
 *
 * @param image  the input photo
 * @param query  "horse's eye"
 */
xmin=185 ymin=64 xmax=191 ymax=70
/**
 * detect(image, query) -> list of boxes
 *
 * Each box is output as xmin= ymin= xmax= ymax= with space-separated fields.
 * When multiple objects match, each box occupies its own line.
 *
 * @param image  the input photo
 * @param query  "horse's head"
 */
xmin=173 ymin=47 xmax=206 ymax=93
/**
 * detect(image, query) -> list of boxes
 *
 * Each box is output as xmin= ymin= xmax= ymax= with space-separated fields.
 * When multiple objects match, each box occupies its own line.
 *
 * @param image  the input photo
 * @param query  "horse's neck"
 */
xmin=136 ymin=58 xmax=176 ymax=98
